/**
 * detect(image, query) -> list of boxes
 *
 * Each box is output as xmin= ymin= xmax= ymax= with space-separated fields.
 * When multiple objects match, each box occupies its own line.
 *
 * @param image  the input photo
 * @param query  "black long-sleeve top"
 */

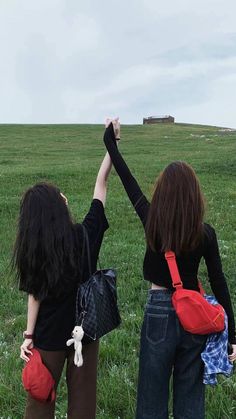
xmin=104 ymin=123 xmax=236 ymax=344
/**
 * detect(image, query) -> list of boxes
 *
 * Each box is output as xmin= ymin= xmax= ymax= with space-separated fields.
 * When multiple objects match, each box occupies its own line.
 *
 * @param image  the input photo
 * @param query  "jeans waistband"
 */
xmin=148 ymin=289 xmax=173 ymax=303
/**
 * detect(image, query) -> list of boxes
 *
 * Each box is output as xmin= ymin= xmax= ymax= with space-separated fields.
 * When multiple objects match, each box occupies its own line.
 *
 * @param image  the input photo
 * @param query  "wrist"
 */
xmin=105 ymin=123 xmax=116 ymax=140
xmin=23 ymin=331 xmax=34 ymax=339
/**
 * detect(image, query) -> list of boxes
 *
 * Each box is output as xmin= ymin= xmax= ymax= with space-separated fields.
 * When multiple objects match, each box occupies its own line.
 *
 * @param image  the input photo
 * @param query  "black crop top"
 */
xmin=104 ymin=123 xmax=236 ymax=344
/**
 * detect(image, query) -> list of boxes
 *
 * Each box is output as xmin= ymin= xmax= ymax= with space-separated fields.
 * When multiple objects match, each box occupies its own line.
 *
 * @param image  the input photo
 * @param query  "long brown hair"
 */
xmin=145 ymin=161 xmax=205 ymax=255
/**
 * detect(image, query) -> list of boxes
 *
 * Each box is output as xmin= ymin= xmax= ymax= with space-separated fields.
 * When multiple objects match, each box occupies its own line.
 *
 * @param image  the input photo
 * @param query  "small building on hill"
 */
xmin=143 ymin=115 xmax=175 ymax=124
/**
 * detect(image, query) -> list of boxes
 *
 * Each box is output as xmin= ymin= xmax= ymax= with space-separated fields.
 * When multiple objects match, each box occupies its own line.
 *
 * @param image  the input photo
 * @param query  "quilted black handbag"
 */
xmin=75 ymin=225 xmax=121 ymax=340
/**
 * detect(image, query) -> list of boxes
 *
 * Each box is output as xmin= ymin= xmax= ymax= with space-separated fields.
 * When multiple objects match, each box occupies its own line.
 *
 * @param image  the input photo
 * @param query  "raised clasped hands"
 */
xmin=105 ymin=117 xmax=120 ymax=140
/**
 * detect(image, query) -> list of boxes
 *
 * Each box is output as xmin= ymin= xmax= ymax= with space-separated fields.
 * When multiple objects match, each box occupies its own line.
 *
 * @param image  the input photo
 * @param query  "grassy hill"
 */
xmin=0 ymin=123 xmax=235 ymax=418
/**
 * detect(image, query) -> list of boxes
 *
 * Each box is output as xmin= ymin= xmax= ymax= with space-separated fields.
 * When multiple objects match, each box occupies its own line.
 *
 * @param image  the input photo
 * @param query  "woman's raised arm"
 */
xmin=103 ymin=122 xmax=150 ymax=226
xmin=93 ymin=152 xmax=112 ymax=206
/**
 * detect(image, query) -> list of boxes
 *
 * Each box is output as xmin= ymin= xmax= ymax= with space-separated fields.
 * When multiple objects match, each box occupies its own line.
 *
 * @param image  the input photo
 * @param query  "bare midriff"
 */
xmin=151 ymin=283 xmax=168 ymax=290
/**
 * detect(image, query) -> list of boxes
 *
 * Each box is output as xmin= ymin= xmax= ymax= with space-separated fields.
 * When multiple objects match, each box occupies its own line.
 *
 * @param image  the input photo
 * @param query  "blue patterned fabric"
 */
xmin=201 ymin=296 xmax=233 ymax=385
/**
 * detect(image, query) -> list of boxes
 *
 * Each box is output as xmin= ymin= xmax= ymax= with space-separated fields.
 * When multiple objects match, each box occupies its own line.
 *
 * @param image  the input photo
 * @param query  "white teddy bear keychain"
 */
xmin=66 ymin=326 xmax=84 ymax=367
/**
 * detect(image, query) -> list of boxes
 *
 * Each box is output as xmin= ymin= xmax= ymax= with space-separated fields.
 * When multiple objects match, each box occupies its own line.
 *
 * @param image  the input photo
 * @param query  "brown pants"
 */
xmin=24 ymin=340 xmax=99 ymax=419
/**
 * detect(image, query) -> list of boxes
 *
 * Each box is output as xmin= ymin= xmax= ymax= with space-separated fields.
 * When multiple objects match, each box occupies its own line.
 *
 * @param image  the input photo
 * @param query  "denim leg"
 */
xmin=173 ymin=331 xmax=207 ymax=419
xmin=136 ymin=291 xmax=177 ymax=419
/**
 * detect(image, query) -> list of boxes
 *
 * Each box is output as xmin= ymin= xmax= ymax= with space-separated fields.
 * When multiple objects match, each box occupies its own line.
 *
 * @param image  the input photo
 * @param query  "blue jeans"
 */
xmin=136 ymin=290 xmax=207 ymax=419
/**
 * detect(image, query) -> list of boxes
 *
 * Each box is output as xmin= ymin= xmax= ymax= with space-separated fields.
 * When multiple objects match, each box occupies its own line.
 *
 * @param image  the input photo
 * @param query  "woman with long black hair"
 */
xmin=103 ymin=121 xmax=236 ymax=419
xmin=13 ymin=148 xmax=113 ymax=419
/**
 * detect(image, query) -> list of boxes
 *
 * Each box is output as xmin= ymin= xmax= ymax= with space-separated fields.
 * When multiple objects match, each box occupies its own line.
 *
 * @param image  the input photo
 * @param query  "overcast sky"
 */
xmin=0 ymin=0 xmax=236 ymax=127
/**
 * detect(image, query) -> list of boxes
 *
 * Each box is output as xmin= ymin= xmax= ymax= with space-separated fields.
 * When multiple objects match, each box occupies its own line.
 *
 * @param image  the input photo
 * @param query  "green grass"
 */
xmin=0 ymin=123 xmax=235 ymax=418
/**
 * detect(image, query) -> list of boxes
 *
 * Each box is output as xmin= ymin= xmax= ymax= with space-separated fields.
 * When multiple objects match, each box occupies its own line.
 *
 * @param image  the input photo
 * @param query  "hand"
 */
xmin=105 ymin=117 xmax=120 ymax=140
xmin=20 ymin=338 xmax=34 ymax=362
xmin=228 ymin=344 xmax=236 ymax=362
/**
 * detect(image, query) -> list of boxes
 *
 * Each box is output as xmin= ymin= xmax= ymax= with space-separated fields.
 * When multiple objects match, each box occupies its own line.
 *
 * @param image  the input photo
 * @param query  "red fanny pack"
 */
xmin=165 ymin=251 xmax=225 ymax=335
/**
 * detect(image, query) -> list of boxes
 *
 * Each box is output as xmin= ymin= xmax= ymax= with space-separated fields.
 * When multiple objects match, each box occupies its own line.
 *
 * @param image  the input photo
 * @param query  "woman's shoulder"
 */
xmin=73 ymin=198 xmax=109 ymax=244
xmin=73 ymin=199 xmax=107 ymax=230
xmin=203 ymin=222 xmax=217 ymax=244
xmin=84 ymin=198 xmax=107 ymax=220
xmin=72 ymin=223 xmax=82 ymax=244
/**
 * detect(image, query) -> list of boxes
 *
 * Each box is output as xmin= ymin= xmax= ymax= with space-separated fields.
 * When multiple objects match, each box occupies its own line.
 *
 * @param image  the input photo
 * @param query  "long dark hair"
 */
xmin=13 ymin=182 xmax=80 ymax=300
xmin=145 ymin=161 xmax=205 ymax=255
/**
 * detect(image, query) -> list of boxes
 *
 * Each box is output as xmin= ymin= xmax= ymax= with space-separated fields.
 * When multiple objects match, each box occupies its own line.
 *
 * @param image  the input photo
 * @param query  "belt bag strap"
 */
xmin=165 ymin=250 xmax=205 ymax=295
xmin=165 ymin=251 xmax=183 ymax=289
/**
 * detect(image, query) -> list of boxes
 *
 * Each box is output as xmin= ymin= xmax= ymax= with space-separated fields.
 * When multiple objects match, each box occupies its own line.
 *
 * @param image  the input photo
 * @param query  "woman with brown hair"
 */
xmin=103 ymin=121 xmax=236 ymax=419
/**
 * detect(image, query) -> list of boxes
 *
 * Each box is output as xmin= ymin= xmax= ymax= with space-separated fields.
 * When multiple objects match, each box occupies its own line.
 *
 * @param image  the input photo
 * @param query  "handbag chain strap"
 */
xmin=81 ymin=224 xmax=92 ymax=277
xmin=75 ymin=225 xmax=92 ymax=325
xmin=81 ymin=224 xmax=102 ymax=273
xmin=75 ymin=224 xmax=104 ymax=325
